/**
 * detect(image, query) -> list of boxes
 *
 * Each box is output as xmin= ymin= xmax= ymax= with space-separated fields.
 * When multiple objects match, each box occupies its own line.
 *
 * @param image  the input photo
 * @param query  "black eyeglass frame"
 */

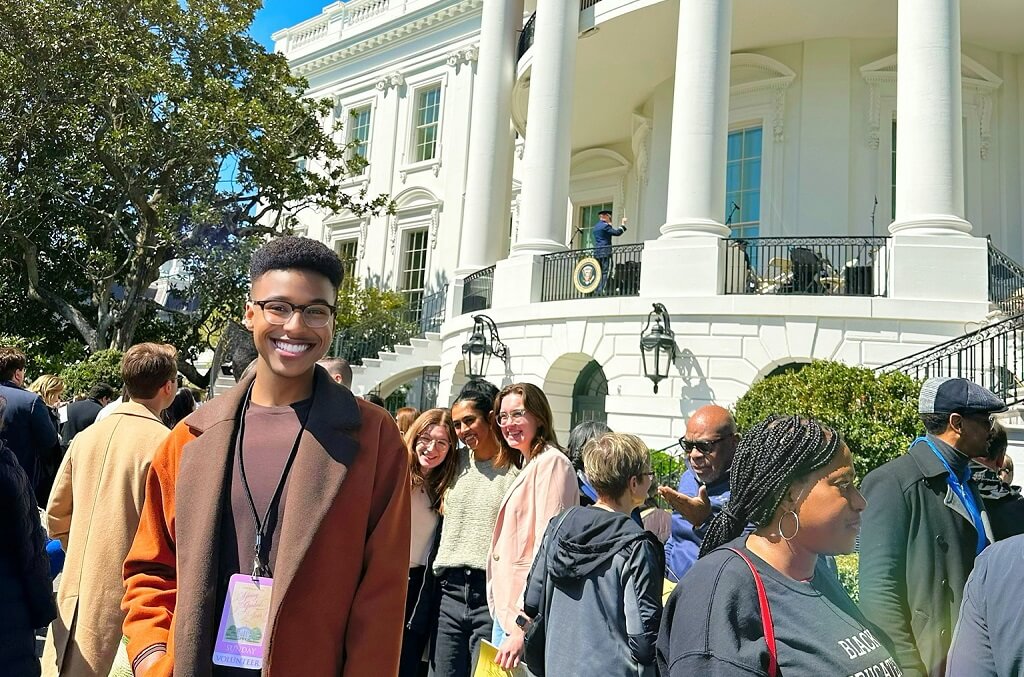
xmin=678 ymin=434 xmax=734 ymax=454
xmin=250 ymin=299 xmax=337 ymax=327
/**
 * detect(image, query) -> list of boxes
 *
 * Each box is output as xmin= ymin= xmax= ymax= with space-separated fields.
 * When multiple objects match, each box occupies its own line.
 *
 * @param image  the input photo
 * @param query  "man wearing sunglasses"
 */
xmin=658 ymin=405 xmax=740 ymax=582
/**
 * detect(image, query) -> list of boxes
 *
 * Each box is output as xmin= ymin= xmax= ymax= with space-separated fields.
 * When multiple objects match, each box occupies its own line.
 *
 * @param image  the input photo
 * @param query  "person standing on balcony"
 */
xmin=859 ymin=377 xmax=1005 ymax=677
xmin=592 ymin=210 xmax=627 ymax=295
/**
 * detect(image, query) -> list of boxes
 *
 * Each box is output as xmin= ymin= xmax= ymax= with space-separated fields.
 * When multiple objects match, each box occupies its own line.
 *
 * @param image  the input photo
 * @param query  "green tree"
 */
xmin=0 ymin=0 xmax=390 ymax=381
xmin=332 ymin=285 xmax=416 ymax=364
xmin=59 ymin=349 xmax=125 ymax=397
xmin=733 ymin=361 xmax=922 ymax=479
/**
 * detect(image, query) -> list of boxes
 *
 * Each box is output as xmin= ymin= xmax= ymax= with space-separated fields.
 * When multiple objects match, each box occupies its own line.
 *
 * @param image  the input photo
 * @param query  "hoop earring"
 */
xmin=779 ymin=510 xmax=800 ymax=541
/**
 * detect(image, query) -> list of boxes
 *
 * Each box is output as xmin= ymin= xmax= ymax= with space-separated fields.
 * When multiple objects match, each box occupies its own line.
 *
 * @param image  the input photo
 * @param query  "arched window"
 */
xmin=571 ymin=360 xmax=608 ymax=428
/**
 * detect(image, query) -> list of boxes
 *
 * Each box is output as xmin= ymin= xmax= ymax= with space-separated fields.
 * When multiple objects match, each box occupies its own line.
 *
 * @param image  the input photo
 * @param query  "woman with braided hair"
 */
xmin=656 ymin=414 xmax=901 ymax=677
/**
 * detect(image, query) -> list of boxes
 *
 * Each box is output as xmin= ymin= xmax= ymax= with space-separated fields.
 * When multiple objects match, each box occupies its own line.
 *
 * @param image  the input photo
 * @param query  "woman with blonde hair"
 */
xmin=488 ymin=383 xmax=578 ymax=670
xmin=27 ymin=374 xmax=63 ymax=505
xmin=401 ymin=408 xmax=459 ymax=677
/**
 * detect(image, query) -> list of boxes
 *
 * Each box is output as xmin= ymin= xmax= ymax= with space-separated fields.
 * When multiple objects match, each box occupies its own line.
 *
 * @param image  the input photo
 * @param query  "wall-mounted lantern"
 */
xmin=461 ymin=314 xmax=509 ymax=379
xmin=640 ymin=303 xmax=677 ymax=393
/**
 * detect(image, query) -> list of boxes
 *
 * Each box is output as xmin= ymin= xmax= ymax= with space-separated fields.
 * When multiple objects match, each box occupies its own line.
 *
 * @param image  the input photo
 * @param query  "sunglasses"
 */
xmin=678 ymin=435 xmax=732 ymax=454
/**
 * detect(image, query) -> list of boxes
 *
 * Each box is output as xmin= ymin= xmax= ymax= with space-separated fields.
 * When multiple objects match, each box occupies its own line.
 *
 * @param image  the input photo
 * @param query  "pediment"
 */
xmin=570 ymin=148 xmax=630 ymax=178
xmin=730 ymin=54 xmax=796 ymax=95
xmin=860 ymin=53 xmax=1003 ymax=91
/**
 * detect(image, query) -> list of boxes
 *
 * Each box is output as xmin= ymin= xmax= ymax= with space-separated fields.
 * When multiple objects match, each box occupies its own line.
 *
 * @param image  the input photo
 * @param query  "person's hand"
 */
xmin=495 ymin=624 xmax=526 ymax=670
xmin=659 ymin=485 xmax=712 ymax=527
xmin=620 ymin=217 xmax=628 ymax=231
xmin=134 ymin=650 xmax=167 ymax=677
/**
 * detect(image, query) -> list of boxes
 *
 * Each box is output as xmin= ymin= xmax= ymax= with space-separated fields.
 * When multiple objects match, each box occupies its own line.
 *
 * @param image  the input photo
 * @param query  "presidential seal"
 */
xmin=572 ymin=256 xmax=602 ymax=295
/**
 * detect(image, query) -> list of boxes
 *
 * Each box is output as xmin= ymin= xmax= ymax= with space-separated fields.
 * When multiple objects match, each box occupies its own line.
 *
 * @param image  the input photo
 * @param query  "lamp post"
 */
xmin=461 ymin=314 xmax=510 ymax=379
xmin=640 ymin=303 xmax=677 ymax=393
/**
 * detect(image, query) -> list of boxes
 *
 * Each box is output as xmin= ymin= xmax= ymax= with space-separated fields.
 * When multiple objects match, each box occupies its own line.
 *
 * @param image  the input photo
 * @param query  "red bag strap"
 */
xmin=725 ymin=547 xmax=778 ymax=677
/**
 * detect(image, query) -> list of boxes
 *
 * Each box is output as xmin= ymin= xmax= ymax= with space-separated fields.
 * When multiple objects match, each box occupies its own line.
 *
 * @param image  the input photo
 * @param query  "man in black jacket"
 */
xmin=859 ymin=377 xmax=1005 ymax=677
xmin=0 ymin=346 xmax=59 ymax=488
xmin=60 ymin=382 xmax=115 ymax=447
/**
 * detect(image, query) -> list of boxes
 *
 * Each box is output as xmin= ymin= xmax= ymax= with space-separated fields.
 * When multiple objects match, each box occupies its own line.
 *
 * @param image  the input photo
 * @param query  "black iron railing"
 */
xmin=580 ymin=0 xmax=603 ymax=9
xmin=517 ymin=12 xmax=536 ymax=60
xmin=411 ymin=285 xmax=447 ymax=334
xmin=332 ymin=331 xmax=395 ymax=366
xmin=988 ymin=239 xmax=1024 ymax=315
xmin=541 ymin=243 xmax=644 ymax=302
xmin=462 ymin=265 xmax=495 ymax=314
xmin=724 ymin=236 xmax=890 ymax=297
xmin=879 ymin=311 xmax=1024 ymax=406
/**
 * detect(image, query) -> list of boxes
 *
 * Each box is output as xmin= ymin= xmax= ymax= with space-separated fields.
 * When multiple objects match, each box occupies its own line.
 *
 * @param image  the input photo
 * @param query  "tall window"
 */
xmin=725 ymin=126 xmax=762 ymax=239
xmin=578 ymin=202 xmax=614 ymax=249
xmin=401 ymin=229 xmax=429 ymax=324
xmin=891 ymin=120 xmax=897 ymax=220
xmin=413 ymin=85 xmax=442 ymax=163
xmin=334 ymin=239 xmax=358 ymax=292
xmin=347 ymin=105 xmax=372 ymax=171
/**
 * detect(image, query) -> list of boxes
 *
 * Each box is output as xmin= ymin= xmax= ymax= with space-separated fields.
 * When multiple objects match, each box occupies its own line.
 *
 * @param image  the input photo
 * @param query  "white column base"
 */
xmin=639 ymin=236 xmax=723 ymax=297
xmin=888 ymin=214 xmax=973 ymax=237
xmin=446 ymin=277 xmax=466 ymax=320
xmin=888 ymin=234 xmax=988 ymax=303
xmin=509 ymin=237 xmax=566 ymax=258
xmin=659 ymin=218 xmax=731 ymax=239
xmin=491 ymin=255 xmax=545 ymax=308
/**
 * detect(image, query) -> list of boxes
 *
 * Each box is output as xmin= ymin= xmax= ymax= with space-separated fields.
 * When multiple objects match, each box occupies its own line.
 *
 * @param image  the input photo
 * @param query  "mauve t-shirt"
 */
xmin=213 ymin=398 xmax=311 ymax=676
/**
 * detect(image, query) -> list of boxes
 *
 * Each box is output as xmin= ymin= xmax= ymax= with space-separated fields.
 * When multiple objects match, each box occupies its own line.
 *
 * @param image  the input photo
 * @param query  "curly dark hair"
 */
xmin=249 ymin=236 xmax=344 ymax=290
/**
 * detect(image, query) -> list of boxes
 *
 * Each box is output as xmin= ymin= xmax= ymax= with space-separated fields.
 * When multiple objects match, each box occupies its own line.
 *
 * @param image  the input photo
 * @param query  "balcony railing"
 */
xmin=724 ymin=236 xmax=890 ymax=297
xmin=988 ymin=239 xmax=1024 ymax=315
xmin=541 ymin=243 xmax=644 ymax=302
xmin=517 ymin=12 xmax=536 ymax=61
xmin=879 ymin=311 xmax=1024 ymax=406
xmin=404 ymin=284 xmax=447 ymax=334
xmin=462 ymin=265 xmax=495 ymax=314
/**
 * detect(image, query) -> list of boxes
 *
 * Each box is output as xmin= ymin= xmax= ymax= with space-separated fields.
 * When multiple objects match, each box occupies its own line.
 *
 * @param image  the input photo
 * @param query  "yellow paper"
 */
xmin=473 ymin=640 xmax=529 ymax=677
xmin=663 ymin=577 xmax=677 ymax=604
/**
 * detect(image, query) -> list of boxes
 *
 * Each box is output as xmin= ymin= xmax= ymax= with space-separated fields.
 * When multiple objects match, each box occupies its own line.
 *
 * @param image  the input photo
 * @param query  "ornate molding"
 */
xmin=429 ymin=209 xmax=441 ymax=249
xmin=631 ymin=114 xmax=652 ymax=187
xmin=358 ymin=218 xmax=369 ymax=262
xmin=515 ymin=137 xmax=525 ymax=160
xmin=729 ymin=54 xmax=796 ymax=143
xmin=388 ymin=215 xmax=398 ymax=254
xmin=979 ymin=93 xmax=993 ymax=160
xmin=446 ymin=45 xmax=479 ymax=67
xmin=374 ymin=70 xmax=404 ymax=93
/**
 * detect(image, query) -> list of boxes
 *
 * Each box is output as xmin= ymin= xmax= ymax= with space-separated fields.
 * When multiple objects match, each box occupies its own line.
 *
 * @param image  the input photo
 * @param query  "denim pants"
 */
xmin=429 ymin=568 xmax=492 ymax=677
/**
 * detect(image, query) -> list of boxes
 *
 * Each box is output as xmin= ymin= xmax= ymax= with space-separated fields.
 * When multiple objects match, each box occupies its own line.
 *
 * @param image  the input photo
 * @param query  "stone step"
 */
xmin=378 ymin=351 xmax=399 ymax=362
xmin=409 ymin=337 xmax=431 ymax=350
xmin=361 ymin=358 xmax=382 ymax=369
xmin=395 ymin=344 xmax=415 ymax=356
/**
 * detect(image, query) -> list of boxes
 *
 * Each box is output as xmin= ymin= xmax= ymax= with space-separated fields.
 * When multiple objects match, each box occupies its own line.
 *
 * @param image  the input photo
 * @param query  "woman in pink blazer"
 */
xmin=487 ymin=383 xmax=578 ymax=670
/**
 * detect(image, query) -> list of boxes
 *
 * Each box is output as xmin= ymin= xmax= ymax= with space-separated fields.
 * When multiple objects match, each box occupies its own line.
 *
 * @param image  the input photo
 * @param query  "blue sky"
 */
xmin=250 ymin=0 xmax=329 ymax=50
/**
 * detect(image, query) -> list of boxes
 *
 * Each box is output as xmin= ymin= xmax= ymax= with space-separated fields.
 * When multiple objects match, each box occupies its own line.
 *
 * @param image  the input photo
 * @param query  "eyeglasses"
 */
xmin=251 ymin=299 xmax=336 ymax=328
xmin=415 ymin=437 xmax=450 ymax=452
xmin=679 ymin=436 xmax=730 ymax=454
xmin=638 ymin=471 xmax=656 ymax=479
xmin=497 ymin=409 xmax=528 ymax=426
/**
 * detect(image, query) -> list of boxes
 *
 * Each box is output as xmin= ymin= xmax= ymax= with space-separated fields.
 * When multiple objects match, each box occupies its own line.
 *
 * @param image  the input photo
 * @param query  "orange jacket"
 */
xmin=121 ymin=369 xmax=410 ymax=676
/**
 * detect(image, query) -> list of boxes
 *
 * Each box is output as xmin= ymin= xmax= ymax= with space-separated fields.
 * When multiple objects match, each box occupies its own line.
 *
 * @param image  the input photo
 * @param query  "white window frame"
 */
xmin=401 ymin=73 xmax=448 ymax=177
xmin=724 ymin=124 xmax=765 ymax=240
xmin=344 ymin=101 xmax=374 ymax=173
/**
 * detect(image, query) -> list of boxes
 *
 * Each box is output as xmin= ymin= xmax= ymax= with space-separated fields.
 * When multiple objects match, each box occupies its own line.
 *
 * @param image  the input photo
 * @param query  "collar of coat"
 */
xmin=108 ymin=399 xmax=165 ymax=424
xmin=168 ymin=364 xmax=363 ymax=671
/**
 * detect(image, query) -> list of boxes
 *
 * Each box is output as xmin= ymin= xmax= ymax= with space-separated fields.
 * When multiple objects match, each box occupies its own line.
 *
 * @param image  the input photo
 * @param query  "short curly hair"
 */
xmin=249 ymin=236 xmax=344 ymax=290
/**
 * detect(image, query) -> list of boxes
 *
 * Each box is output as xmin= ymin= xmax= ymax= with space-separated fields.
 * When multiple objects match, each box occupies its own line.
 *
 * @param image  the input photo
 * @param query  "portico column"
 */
xmin=511 ymin=1 xmax=578 ymax=256
xmin=456 ymin=0 xmax=524 ymax=276
xmin=889 ymin=0 xmax=971 ymax=235
xmin=660 ymin=0 xmax=733 ymax=238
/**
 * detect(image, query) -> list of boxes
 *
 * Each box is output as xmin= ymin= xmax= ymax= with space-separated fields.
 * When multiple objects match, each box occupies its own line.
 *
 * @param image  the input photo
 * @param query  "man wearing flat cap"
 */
xmin=859 ymin=377 xmax=1005 ymax=677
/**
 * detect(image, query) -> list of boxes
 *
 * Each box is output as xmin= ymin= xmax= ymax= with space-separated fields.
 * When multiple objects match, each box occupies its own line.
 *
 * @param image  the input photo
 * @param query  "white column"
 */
xmin=512 ymin=2 xmax=579 ymax=256
xmin=660 ymin=0 xmax=733 ymax=238
xmin=889 ymin=0 xmax=971 ymax=236
xmin=456 ymin=0 xmax=524 ymax=276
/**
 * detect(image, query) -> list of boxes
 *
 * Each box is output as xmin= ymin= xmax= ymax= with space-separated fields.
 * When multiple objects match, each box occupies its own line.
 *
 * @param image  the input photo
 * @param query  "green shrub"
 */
xmin=733 ymin=360 xmax=922 ymax=480
xmin=835 ymin=553 xmax=859 ymax=603
xmin=60 ymin=349 xmax=124 ymax=397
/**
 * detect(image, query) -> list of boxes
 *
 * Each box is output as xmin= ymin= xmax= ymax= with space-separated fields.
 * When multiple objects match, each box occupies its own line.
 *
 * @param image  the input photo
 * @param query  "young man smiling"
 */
xmin=121 ymin=237 xmax=410 ymax=677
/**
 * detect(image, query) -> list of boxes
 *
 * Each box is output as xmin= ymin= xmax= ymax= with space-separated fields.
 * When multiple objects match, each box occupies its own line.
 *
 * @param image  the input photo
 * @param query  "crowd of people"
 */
xmin=2 ymin=235 xmax=1024 ymax=677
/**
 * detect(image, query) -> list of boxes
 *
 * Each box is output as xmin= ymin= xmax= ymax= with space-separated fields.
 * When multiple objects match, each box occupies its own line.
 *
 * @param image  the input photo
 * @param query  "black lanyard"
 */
xmin=235 ymin=379 xmax=316 ymax=578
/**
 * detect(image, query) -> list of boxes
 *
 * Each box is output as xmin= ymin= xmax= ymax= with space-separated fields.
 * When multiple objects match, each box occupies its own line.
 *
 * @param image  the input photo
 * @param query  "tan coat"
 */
xmin=41 ymin=401 xmax=171 ymax=677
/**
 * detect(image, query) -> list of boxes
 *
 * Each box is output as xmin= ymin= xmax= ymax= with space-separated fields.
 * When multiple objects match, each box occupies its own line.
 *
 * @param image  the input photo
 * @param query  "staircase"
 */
xmin=350 ymin=332 xmax=442 ymax=397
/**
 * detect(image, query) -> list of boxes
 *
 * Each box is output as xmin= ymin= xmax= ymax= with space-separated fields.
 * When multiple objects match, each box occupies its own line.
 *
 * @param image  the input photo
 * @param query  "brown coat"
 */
xmin=121 ymin=368 xmax=410 ymax=676
xmin=42 ymin=401 xmax=171 ymax=677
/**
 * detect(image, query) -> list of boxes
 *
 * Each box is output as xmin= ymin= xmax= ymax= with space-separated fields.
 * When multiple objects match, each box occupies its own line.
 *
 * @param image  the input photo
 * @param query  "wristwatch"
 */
xmin=515 ymin=614 xmax=531 ymax=630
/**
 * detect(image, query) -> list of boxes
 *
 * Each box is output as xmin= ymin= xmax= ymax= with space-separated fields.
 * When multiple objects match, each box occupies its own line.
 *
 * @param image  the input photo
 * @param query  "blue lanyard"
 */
xmin=916 ymin=437 xmax=988 ymax=555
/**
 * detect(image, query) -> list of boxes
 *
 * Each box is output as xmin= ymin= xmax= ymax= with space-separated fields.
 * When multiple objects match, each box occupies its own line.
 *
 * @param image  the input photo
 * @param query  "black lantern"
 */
xmin=640 ymin=303 xmax=677 ymax=393
xmin=461 ymin=314 xmax=509 ymax=379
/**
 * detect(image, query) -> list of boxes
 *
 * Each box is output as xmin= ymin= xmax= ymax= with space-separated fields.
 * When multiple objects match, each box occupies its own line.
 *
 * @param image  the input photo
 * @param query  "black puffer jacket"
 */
xmin=0 ymin=439 xmax=57 ymax=676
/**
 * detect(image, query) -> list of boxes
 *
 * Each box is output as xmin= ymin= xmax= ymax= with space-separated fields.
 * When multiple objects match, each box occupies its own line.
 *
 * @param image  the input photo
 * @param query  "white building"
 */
xmin=273 ymin=0 xmax=1024 ymax=449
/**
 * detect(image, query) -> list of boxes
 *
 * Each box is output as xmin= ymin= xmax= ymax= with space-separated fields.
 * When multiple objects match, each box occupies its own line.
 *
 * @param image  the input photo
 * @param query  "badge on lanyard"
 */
xmin=213 ymin=574 xmax=274 ymax=669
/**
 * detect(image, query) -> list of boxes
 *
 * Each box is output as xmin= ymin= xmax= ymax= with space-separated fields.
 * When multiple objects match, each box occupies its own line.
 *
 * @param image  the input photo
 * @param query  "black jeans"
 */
xmin=400 ymin=566 xmax=430 ymax=677
xmin=429 ymin=568 xmax=492 ymax=677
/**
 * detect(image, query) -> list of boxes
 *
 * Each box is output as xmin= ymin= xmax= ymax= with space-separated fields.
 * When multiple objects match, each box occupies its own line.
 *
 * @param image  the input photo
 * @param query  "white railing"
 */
xmin=278 ymin=0 xmax=407 ymax=54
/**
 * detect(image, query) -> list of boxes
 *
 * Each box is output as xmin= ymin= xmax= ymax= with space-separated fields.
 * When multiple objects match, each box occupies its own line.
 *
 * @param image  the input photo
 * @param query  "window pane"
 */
xmin=742 ymin=159 xmax=761 ymax=190
xmin=743 ymin=191 xmax=761 ymax=222
xmin=727 ymin=132 xmax=742 ymax=161
xmin=744 ymin=127 xmax=763 ymax=157
xmin=726 ymin=162 xmax=741 ymax=189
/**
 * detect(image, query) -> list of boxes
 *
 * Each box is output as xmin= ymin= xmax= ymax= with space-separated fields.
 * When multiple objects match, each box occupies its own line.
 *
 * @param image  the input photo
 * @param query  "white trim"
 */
xmin=730 ymin=54 xmax=796 ymax=143
xmin=401 ymin=74 xmax=448 ymax=179
xmin=336 ymin=95 xmax=377 ymax=183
